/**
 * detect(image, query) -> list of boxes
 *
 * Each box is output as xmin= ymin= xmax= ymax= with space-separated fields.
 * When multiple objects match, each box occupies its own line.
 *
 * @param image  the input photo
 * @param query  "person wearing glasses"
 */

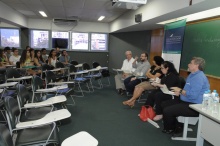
xmin=162 ymin=57 xmax=209 ymax=136
xmin=115 ymin=51 xmax=135 ymax=95
xmin=9 ymin=48 xmax=20 ymax=65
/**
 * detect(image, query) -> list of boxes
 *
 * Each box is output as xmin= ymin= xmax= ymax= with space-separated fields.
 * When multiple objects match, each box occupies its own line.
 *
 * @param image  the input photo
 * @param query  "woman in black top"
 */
xmin=123 ymin=56 xmax=164 ymax=107
xmin=145 ymin=61 xmax=180 ymax=121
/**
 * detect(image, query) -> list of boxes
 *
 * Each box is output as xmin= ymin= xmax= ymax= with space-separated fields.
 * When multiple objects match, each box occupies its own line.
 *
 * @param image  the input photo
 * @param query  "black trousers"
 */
xmin=145 ymin=90 xmax=175 ymax=115
xmin=162 ymin=98 xmax=199 ymax=130
xmin=124 ymin=76 xmax=141 ymax=94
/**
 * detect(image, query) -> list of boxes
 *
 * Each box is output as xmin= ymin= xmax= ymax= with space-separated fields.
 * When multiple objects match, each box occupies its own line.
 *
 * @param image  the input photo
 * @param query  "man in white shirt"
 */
xmin=41 ymin=48 xmax=48 ymax=62
xmin=115 ymin=51 xmax=135 ymax=95
xmin=9 ymin=48 xmax=20 ymax=65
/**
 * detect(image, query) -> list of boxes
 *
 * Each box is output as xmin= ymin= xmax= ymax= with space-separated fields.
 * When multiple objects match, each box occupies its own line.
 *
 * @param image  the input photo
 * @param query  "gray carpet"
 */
xmin=59 ymin=77 xmax=212 ymax=146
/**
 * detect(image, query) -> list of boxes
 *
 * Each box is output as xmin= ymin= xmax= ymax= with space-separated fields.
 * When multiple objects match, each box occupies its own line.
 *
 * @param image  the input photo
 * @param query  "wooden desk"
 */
xmin=189 ymin=104 xmax=220 ymax=146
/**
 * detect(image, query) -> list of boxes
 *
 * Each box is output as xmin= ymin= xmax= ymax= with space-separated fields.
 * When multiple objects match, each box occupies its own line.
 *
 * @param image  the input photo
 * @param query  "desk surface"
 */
xmin=189 ymin=104 xmax=220 ymax=124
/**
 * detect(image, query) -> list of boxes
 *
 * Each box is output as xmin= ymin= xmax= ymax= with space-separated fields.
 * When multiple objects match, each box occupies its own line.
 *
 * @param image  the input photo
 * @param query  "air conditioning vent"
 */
xmin=53 ymin=18 xmax=78 ymax=26
xmin=112 ymin=0 xmax=147 ymax=10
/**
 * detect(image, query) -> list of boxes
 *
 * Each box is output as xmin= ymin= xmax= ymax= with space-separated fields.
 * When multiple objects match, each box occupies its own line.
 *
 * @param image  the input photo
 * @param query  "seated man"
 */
xmin=162 ymin=57 xmax=210 ymax=135
xmin=124 ymin=52 xmax=151 ymax=95
xmin=59 ymin=50 xmax=70 ymax=65
xmin=9 ymin=48 xmax=21 ymax=65
xmin=114 ymin=51 xmax=135 ymax=95
xmin=41 ymin=48 xmax=48 ymax=62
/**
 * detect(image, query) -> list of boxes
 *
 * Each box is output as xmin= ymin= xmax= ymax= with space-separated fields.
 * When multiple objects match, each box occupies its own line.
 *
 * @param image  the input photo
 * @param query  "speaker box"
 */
xmin=135 ymin=14 xmax=142 ymax=23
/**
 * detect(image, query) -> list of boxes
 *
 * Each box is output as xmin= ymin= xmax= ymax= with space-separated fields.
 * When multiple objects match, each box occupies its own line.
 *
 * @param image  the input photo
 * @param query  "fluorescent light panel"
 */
xmin=98 ymin=16 xmax=105 ymax=21
xmin=157 ymin=7 xmax=220 ymax=24
xmin=39 ymin=11 xmax=47 ymax=17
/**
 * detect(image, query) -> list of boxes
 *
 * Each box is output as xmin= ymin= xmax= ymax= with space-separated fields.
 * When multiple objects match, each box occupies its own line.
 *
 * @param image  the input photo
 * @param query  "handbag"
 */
xmin=139 ymin=105 xmax=156 ymax=122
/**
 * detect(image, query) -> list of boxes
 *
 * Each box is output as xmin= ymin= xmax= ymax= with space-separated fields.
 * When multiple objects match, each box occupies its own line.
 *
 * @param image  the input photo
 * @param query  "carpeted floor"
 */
xmin=59 ymin=77 xmax=212 ymax=146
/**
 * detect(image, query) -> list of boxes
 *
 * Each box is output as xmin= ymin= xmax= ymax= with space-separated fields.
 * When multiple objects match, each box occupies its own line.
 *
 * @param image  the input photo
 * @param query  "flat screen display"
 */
xmin=0 ymin=29 xmax=20 ymax=47
xmin=71 ymin=32 xmax=88 ymax=50
xmin=30 ymin=30 xmax=49 ymax=48
xmin=52 ymin=31 xmax=69 ymax=48
xmin=91 ymin=33 xmax=108 ymax=51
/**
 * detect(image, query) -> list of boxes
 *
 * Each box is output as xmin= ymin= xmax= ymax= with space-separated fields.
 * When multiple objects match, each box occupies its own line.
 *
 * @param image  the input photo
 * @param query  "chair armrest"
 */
xmin=24 ymin=95 xmax=66 ymax=108
xmin=7 ymin=76 xmax=32 ymax=81
xmin=48 ymin=82 xmax=74 ymax=86
xmin=70 ymin=71 xmax=89 ymax=75
xmin=16 ymin=109 xmax=71 ymax=129
xmin=36 ymin=85 xmax=68 ymax=92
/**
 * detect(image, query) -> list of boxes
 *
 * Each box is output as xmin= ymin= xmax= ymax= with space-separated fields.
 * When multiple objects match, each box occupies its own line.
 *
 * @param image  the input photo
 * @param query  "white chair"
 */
xmin=171 ymin=116 xmax=199 ymax=141
xmin=62 ymin=131 xmax=98 ymax=146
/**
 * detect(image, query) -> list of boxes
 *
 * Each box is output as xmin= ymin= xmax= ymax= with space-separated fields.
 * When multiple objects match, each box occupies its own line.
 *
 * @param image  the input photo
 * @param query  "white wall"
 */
xmin=110 ymin=0 xmax=191 ymax=32
xmin=28 ymin=19 xmax=110 ymax=33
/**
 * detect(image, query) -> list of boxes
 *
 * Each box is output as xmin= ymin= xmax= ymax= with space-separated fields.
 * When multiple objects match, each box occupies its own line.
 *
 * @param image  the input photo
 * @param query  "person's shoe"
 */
xmin=117 ymin=88 xmax=122 ymax=94
xmin=162 ymin=129 xmax=174 ymax=134
xmin=153 ymin=115 xmax=163 ymax=121
xmin=172 ymin=126 xmax=183 ymax=137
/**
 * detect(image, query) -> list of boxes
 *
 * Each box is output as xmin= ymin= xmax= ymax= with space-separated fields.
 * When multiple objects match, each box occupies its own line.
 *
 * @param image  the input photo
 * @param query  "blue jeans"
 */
xmin=124 ymin=76 xmax=141 ymax=94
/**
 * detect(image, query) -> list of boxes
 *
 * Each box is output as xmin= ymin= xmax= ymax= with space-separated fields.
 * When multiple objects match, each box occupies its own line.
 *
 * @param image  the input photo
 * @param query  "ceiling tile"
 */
xmin=84 ymin=0 xmax=109 ymax=9
xmin=63 ymin=0 xmax=85 ymax=8
xmin=41 ymin=0 xmax=63 ymax=7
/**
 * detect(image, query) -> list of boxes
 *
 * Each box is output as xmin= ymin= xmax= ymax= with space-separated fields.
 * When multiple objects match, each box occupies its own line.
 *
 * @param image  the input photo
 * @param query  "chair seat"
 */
xmin=16 ymin=124 xmax=59 ymax=146
xmin=20 ymin=106 xmax=55 ymax=122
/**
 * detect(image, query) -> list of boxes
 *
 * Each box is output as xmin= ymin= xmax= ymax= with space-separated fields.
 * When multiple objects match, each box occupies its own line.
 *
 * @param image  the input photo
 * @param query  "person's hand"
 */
xmin=135 ymin=56 xmax=138 ymax=61
xmin=170 ymin=87 xmax=181 ymax=96
xmin=130 ymin=77 xmax=136 ymax=81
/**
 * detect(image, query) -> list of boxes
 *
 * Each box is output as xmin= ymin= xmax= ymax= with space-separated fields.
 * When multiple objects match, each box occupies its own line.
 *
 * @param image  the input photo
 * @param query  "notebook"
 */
xmin=160 ymin=85 xmax=175 ymax=95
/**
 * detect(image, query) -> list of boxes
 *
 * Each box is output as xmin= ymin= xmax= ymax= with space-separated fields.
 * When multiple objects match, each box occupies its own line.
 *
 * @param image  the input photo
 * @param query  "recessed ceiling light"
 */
xmin=39 ymin=11 xmax=47 ymax=17
xmin=157 ymin=7 xmax=220 ymax=24
xmin=98 ymin=16 xmax=105 ymax=21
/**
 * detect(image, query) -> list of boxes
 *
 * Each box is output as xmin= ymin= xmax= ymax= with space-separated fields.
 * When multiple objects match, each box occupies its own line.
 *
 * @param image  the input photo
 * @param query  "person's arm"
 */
xmin=48 ymin=57 xmax=52 ymax=65
xmin=9 ymin=56 xmax=14 ymax=65
xmin=34 ymin=58 xmax=41 ymax=67
xmin=132 ymin=56 xmax=138 ymax=68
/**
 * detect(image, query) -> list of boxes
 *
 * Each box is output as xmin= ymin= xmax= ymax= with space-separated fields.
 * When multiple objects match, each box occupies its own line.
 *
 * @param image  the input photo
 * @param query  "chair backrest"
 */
xmin=70 ymin=60 xmax=78 ymax=65
xmin=178 ymin=76 xmax=186 ymax=88
xmin=16 ymin=84 xmax=31 ymax=107
xmin=82 ymin=63 xmax=90 ymax=70
xmin=0 ymin=124 xmax=13 ymax=146
xmin=42 ymin=63 xmax=53 ymax=71
xmin=92 ymin=62 xmax=100 ymax=68
xmin=56 ymin=62 xmax=65 ymax=68
xmin=69 ymin=65 xmax=77 ymax=73
xmin=4 ymin=96 xmax=20 ymax=129
xmin=16 ymin=61 xmax=20 ymax=68
xmin=45 ymin=70 xmax=57 ymax=83
xmin=32 ymin=76 xmax=44 ymax=91
xmin=6 ymin=68 xmax=20 ymax=78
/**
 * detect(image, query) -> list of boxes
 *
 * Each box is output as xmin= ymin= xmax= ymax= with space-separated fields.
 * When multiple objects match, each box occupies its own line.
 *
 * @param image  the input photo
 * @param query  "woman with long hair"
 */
xmin=0 ymin=49 xmax=9 ymax=67
xmin=48 ymin=49 xmax=57 ymax=68
xmin=34 ymin=50 xmax=44 ymax=67
xmin=20 ymin=50 xmax=41 ymax=75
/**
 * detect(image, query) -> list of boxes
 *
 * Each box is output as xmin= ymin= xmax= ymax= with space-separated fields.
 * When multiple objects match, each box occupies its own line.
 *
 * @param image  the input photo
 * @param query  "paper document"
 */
xmin=160 ymin=85 xmax=175 ymax=95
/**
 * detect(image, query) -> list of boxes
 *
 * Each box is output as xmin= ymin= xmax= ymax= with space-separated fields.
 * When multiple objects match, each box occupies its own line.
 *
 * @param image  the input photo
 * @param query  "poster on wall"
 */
xmin=91 ymin=33 xmax=108 ymax=51
xmin=71 ymin=32 xmax=88 ymax=50
xmin=0 ymin=29 xmax=20 ymax=47
xmin=31 ymin=30 xmax=49 ymax=48
xmin=162 ymin=19 xmax=186 ymax=72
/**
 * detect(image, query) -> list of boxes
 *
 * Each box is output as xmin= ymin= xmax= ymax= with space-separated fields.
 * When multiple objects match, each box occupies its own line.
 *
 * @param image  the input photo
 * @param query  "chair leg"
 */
xmin=66 ymin=95 xmax=75 ymax=106
xmin=171 ymin=117 xmax=197 ymax=141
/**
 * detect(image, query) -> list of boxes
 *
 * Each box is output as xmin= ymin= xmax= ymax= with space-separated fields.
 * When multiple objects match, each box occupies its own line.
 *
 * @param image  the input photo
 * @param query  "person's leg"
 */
xmin=163 ymin=101 xmax=199 ymax=132
xmin=124 ymin=76 xmax=133 ymax=93
xmin=115 ymin=74 xmax=124 ymax=94
xmin=122 ymin=86 xmax=144 ymax=106
xmin=144 ymin=89 xmax=159 ymax=107
xmin=126 ymin=79 xmax=141 ymax=94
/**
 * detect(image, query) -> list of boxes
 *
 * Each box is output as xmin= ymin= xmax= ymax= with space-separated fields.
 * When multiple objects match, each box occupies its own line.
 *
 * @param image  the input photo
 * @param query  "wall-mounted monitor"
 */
xmin=91 ymin=33 xmax=108 ymax=51
xmin=0 ymin=28 xmax=20 ymax=47
xmin=30 ymin=30 xmax=49 ymax=48
xmin=71 ymin=32 xmax=89 ymax=50
xmin=52 ymin=31 xmax=69 ymax=48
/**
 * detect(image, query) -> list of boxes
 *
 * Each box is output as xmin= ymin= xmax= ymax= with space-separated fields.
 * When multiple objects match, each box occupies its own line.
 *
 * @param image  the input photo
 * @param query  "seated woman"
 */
xmin=34 ymin=50 xmax=45 ymax=67
xmin=0 ymin=49 xmax=9 ymax=67
xmin=48 ymin=49 xmax=57 ymax=68
xmin=162 ymin=57 xmax=209 ymax=135
xmin=123 ymin=56 xmax=164 ymax=105
xmin=30 ymin=48 xmax=35 ymax=62
xmin=20 ymin=50 xmax=41 ymax=75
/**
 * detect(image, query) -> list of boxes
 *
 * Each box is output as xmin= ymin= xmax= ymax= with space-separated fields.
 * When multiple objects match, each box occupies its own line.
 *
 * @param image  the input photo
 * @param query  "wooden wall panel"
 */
xmin=180 ymin=69 xmax=220 ymax=92
xmin=149 ymin=28 xmax=164 ymax=63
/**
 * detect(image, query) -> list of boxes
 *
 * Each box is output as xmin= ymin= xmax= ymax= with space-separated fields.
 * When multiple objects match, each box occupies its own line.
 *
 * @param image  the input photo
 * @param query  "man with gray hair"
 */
xmin=162 ymin=57 xmax=210 ymax=135
xmin=114 ymin=51 xmax=135 ymax=95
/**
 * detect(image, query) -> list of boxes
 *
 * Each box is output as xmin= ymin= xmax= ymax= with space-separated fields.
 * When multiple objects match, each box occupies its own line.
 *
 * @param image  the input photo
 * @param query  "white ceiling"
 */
xmin=0 ymin=0 xmax=129 ymax=23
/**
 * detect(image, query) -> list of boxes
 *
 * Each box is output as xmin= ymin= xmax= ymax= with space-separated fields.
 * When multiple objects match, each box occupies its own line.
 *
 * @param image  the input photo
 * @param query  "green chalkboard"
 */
xmin=180 ymin=19 xmax=220 ymax=77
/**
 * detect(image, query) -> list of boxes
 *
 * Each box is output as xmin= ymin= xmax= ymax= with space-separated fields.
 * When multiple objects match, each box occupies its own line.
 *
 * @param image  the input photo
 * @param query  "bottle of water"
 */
xmin=212 ymin=93 xmax=219 ymax=114
xmin=207 ymin=90 xmax=213 ymax=110
xmin=202 ymin=91 xmax=209 ymax=110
